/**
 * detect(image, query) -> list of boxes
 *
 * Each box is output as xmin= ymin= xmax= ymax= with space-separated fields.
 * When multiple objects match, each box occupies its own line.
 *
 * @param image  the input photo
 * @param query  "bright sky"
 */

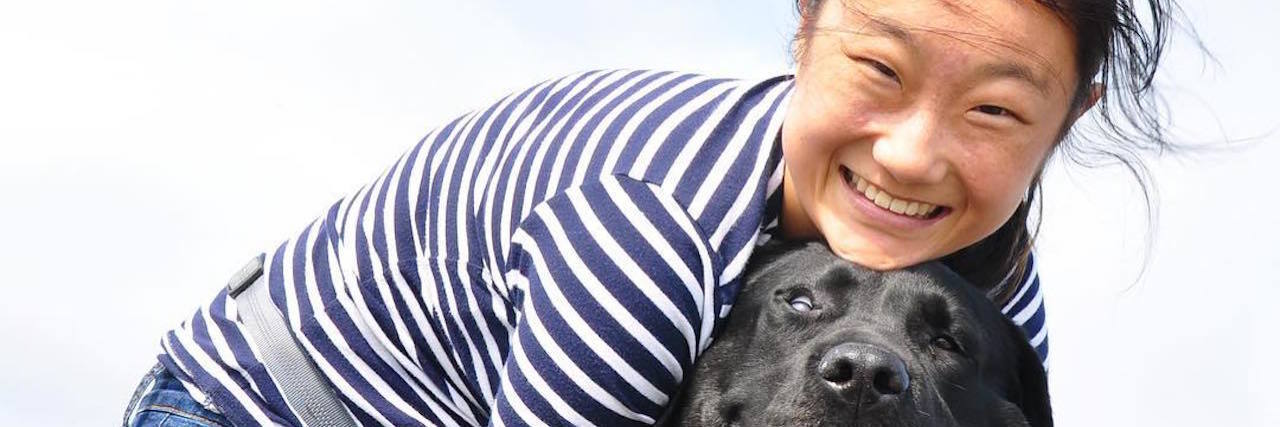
xmin=1 ymin=0 xmax=1276 ymax=425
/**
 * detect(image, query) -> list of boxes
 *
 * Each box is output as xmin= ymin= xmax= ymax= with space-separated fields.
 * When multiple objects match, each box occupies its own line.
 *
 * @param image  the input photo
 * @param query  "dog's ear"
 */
xmin=743 ymin=238 xmax=811 ymax=283
xmin=1005 ymin=321 xmax=1053 ymax=427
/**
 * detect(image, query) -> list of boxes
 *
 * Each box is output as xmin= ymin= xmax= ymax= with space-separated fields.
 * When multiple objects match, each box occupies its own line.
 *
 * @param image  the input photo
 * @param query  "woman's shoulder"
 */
xmin=510 ymin=68 xmax=794 ymax=122
xmin=543 ymin=68 xmax=793 ymax=87
xmin=459 ymin=67 xmax=793 ymax=263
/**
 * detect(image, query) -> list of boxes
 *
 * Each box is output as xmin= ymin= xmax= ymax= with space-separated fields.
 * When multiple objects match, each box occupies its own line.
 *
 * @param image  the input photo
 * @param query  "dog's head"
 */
xmin=666 ymin=240 xmax=1051 ymax=426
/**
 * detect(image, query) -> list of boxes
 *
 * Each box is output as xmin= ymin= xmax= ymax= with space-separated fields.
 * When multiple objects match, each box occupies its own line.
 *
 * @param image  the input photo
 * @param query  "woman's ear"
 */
xmin=1073 ymin=83 xmax=1104 ymax=121
xmin=792 ymin=0 xmax=823 ymax=63
xmin=1059 ymin=83 xmax=1103 ymax=134
xmin=798 ymin=0 xmax=821 ymax=17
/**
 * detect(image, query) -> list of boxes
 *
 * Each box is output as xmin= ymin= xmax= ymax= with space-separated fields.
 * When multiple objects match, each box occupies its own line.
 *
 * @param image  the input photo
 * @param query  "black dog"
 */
xmin=664 ymin=240 xmax=1051 ymax=426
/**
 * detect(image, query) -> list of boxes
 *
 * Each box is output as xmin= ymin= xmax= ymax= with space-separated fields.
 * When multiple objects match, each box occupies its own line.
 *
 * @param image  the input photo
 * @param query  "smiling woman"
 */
xmin=118 ymin=0 xmax=1183 ymax=426
xmin=783 ymin=0 xmax=1177 ymax=305
xmin=782 ymin=0 xmax=1088 ymax=275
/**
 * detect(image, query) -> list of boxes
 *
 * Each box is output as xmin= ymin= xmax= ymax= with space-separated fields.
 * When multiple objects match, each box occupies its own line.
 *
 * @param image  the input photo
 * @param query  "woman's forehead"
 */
xmin=813 ymin=0 xmax=1078 ymax=94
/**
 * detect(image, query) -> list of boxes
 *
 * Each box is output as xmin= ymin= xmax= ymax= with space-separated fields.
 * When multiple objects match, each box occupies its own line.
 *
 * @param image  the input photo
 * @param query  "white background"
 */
xmin=1 ymin=0 xmax=1276 ymax=425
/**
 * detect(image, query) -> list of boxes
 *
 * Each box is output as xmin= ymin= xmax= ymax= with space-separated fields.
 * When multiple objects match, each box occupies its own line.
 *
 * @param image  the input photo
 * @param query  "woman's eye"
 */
xmin=861 ymin=59 xmax=900 ymax=83
xmin=788 ymin=295 xmax=814 ymax=312
xmin=975 ymin=105 xmax=1013 ymax=117
xmin=931 ymin=336 xmax=962 ymax=353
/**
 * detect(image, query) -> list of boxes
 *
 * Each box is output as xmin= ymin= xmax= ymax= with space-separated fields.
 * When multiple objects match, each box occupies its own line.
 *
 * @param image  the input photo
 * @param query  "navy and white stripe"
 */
xmin=158 ymin=69 xmax=1050 ymax=426
xmin=1001 ymin=253 xmax=1050 ymax=368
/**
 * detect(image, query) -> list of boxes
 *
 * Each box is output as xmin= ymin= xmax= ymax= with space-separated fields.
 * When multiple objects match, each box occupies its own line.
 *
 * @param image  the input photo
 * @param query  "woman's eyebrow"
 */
xmin=852 ymin=16 xmax=1056 ymax=96
xmin=856 ymin=18 xmax=919 ymax=49
xmin=976 ymin=62 xmax=1052 ymax=96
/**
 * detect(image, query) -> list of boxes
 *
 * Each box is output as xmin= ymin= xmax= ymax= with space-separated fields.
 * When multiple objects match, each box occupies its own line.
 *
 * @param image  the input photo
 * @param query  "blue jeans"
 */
xmin=122 ymin=363 xmax=231 ymax=427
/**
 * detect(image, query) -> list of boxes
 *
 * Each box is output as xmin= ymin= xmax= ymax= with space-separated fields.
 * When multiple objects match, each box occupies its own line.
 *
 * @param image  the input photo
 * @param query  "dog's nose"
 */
xmin=817 ymin=343 xmax=910 ymax=402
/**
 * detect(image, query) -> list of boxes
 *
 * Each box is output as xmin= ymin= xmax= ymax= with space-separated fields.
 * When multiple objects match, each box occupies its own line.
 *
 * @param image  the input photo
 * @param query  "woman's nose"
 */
xmin=870 ymin=112 xmax=948 ymax=185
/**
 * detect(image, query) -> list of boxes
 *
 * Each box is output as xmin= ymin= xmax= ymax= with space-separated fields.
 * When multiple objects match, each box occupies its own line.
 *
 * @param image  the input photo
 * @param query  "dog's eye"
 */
xmin=931 ymin=335 xmax=962 ymax=353
xmin=788 ymin=295 xmax=814 ymax=312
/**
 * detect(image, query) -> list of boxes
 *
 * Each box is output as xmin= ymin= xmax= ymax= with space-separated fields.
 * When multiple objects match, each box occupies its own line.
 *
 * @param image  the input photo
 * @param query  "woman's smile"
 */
xmin=836 ymin=164 xmax=953 ymax=234
xmin=838 ymin=165 xmax=946 ymax=220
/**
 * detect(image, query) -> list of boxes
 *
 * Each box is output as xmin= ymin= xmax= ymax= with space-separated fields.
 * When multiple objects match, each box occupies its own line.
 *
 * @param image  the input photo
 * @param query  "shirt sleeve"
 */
xmin=1000 ymin=252 xmax=1049 ymax=368
xmin=490 ymin=175 xmax=722 ymax=426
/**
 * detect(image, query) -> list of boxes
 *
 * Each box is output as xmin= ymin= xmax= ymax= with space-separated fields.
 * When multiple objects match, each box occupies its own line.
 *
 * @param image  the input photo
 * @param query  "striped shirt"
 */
xmin=157 ymin=69 xmax=1050 ymax=426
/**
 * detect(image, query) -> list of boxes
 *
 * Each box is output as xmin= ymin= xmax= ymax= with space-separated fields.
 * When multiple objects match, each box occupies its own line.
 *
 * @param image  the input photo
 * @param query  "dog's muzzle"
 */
xmin=817 ymin=342 xmax=911 ymax=407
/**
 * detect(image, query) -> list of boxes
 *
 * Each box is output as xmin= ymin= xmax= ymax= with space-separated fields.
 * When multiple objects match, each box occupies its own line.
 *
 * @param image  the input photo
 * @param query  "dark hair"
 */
xmin=793 ymin=0 xmax=1186 ymax=305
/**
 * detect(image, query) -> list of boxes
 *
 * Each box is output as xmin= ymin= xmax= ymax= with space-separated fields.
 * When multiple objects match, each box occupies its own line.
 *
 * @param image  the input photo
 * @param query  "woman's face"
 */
xmin=781 ymin=0 xmax=1083 ymax=270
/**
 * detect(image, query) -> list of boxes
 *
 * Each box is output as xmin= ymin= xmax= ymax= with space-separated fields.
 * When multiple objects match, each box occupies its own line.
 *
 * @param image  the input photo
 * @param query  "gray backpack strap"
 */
xmin=227 ymin=254 xmax=359 ymax=427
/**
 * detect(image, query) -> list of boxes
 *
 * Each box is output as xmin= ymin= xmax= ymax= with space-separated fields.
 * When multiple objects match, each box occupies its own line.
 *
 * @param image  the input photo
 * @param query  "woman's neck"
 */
xmin=779 ymin=165 xmax=820 ymax=239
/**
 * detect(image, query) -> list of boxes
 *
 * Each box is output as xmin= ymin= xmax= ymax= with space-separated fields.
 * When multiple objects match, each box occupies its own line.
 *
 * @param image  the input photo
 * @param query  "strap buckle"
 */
xmin=226 ymin=253 xmax=266 ymax=298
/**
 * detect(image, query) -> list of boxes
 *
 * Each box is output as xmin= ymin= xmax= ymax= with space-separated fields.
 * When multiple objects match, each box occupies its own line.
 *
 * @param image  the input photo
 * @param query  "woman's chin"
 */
xmin=825 ymin=240 xmax=930 ymax=271
xmin=816 ymin=218 xmax=944 ymax=270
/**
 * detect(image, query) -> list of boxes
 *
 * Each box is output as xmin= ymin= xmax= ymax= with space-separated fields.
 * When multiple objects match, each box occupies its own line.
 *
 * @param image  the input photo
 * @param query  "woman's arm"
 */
xmin=493 ymin=175 xmax=722 ymax=426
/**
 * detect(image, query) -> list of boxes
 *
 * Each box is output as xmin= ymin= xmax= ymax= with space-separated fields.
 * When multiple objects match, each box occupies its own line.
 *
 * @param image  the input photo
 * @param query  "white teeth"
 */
xmin=847 ymin=171 xmax=939 ymax=219
xmin=874 ymin=192 xmax=892 ymax=208
xmin=889 ymin=199 xmax=907 ymax=214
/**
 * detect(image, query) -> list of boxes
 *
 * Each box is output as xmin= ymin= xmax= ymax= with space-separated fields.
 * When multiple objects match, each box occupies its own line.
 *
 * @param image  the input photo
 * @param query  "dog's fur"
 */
xmin=663 ymin=240 xmax=1051 ymax=426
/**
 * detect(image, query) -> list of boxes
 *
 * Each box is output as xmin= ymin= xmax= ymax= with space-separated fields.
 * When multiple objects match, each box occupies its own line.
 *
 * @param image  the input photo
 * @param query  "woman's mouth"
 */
xmin=838 ymin=165 xmax=947 ymax=220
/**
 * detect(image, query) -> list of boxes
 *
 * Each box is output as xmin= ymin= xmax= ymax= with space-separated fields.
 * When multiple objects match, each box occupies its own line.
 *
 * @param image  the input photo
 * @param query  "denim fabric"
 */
xmin=122 ymin=363 xmax=231 ymax=427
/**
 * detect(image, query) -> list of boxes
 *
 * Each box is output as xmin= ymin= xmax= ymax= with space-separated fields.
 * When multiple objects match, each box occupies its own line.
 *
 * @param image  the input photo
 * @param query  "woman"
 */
xmin=123 ymin=0 xmax=1178 ymax=425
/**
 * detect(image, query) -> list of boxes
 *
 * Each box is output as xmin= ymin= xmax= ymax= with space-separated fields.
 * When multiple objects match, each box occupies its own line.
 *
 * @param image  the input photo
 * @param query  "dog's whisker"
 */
xmin=915 ymin=357 xmax=959 ymax=423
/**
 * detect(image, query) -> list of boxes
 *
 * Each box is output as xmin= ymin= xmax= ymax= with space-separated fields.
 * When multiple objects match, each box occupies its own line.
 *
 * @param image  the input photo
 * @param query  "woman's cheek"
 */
xmin=962 ymin=162 xmax=1031 ymax=232
xmin=959 ymin=131 xmax=1045 ymax=191
xmin=801 ymin=102 xmax=876 ymax=158
xmin=783 ymin=95 xmax=846 ymax=166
